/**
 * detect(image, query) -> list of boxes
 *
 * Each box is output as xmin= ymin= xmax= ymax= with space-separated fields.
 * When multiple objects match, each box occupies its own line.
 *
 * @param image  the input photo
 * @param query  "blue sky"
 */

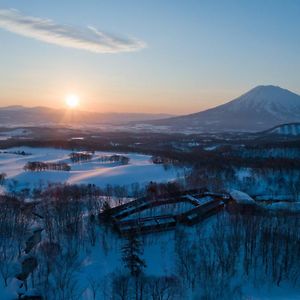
xmin=0 ymin=0 xmax=299 ymax=113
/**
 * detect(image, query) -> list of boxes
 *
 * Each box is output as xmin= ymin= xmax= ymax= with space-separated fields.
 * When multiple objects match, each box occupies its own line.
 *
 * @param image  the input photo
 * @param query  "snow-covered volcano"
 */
xmin=145 ymin=85 xmax=300 ymax=132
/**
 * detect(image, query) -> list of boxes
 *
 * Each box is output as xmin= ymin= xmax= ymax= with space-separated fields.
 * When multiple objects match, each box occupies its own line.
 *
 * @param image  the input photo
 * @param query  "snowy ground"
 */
xmin=77 ymin=216 xmax=300 ymax=300
xmin=0 ymin=147 xmax=182 ymax=192
xmin=1 ymin=147 xmax=300 ymax=299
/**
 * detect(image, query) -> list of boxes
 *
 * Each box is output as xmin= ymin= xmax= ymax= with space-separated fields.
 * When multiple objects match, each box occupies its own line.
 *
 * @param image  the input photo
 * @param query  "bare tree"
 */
xmin=87 ymin=276 xmax=102 ymax=300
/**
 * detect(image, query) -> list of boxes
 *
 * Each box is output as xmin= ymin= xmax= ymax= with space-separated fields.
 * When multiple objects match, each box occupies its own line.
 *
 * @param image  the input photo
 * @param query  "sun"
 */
xmin=65 ymin=94 xmax=80 ymax=109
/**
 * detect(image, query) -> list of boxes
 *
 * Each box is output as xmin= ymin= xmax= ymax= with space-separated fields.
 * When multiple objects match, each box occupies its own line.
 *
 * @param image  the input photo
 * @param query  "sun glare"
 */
xmin=65 ymin=94 xmax=80 ymax=109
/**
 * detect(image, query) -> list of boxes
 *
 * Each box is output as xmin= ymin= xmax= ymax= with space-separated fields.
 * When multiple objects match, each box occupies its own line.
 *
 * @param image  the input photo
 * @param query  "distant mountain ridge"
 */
xmin=142 ymin=85 xmax=300 ymax=132
xmin=0 ymin=106 xmax=174 ymax=127
xmin=264 ymin=123 xmax=300 ymax=136
xmin=2 ymin=85 xmax=300 ymax=132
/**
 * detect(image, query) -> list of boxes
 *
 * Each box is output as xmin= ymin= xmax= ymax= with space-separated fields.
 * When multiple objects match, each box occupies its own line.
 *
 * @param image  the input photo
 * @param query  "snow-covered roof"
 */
xmin=229 ymin=190 xmax=256 ymax=205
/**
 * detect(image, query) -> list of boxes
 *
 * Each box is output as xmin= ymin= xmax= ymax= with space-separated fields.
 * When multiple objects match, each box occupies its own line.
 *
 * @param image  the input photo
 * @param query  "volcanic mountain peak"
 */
xmin=145 ymin=85 xmax=300 ymax=132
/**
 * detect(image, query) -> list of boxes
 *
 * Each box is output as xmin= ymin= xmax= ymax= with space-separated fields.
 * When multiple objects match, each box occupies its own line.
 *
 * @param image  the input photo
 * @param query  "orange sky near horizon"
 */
xmin=0 ymin=86 xmax=241 ymax=114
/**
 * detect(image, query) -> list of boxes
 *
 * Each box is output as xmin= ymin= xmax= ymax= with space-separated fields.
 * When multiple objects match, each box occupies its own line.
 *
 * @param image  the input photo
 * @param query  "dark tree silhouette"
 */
xmin=122 ymin=233 xmax=146 ymax=278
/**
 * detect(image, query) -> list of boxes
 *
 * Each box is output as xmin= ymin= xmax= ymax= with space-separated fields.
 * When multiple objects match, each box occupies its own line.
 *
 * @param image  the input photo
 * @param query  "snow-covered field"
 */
xmin=0 ymin=147 xmax=182 ymax=191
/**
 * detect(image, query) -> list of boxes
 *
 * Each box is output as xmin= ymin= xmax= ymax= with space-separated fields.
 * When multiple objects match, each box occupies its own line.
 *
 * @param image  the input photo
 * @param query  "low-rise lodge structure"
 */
xmin=100 ymin=189 xmax=231 ymax=236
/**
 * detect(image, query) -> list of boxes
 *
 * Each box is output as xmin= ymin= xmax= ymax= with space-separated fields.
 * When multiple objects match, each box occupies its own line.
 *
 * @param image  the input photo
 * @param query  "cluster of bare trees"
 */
xmin=151 ymin=156 xmax=178 ymax=165
xmin=99 ymin=154 xmax=130 ymax=165
xmin=27 ymin=186 xmax=105 ymax=299
xmin=235 ymin=168 xmax=300 ymax=200
xmin=184 ymin=166 xmax=232 ymax=192
xmin=0 ymin=196 xmax=33 ymax=288
xmin=5 ymin=181 xmax=146 ymax=207
xmin=1 ymin=177 xmax=300 ymax=299
xmin=145 ymin=181 xmax=182 ymax=199
xmin=36 ymin=183 xmax=103 ymax=202
xmin=69 ymin=152 xmax=93 ymax=163
xmin=109 ymin=273 xmax=182 ymax=300
xmin=36 ymin=244 xmax=83 ymax=300
xmin=24 ymin=161 xmax=71 ymax=172
xmin=171 ymin=213 xmax=300 ymax=299
xmin=0 ymin=150 xmax=31 ymax=156
xmin=0 ymin=181 xmax=108 ymax=299
xmin=186 ymin=164 xmax=300 ymax=200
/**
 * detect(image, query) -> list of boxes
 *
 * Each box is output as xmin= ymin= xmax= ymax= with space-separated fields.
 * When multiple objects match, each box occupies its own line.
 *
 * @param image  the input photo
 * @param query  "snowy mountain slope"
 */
xmin=144 ymin=85 xmax=300 ymax=132
xmin=264 ymin=123 xmax=300 ymax=136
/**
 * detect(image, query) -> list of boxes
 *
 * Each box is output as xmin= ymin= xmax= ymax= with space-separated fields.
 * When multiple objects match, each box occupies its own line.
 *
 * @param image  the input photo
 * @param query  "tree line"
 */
xmin=69 ymin=152 xmax=93 ymax=163
xmin=24 ymin=161 xmax=71 ymax=172
xmin=99 ymin=154 xmax=130 ymax=165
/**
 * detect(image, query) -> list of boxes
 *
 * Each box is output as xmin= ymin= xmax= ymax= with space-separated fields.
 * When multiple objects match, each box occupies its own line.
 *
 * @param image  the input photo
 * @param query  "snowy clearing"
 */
xmin=0 ymin=147 xmax=182 ymax=191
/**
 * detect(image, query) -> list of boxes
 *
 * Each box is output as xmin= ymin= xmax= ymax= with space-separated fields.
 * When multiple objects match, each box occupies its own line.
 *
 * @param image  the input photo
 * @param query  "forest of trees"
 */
xmin=0 ymin=181 xmax=299 ymax=299
xmin=186 ymin=164 xmax=300 ymax=201
xmin=107 ymin=213 xmax=300 ymax=300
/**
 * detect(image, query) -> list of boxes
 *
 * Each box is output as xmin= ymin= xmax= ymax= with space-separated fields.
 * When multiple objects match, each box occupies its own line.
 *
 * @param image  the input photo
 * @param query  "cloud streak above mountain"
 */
xmin=0 ymin=9 xmax=146 ymax=53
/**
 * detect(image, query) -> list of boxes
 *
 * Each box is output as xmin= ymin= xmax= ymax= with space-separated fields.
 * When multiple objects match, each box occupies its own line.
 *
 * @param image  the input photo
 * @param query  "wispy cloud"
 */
xmin=0 ymin=9 xmax=146 ymax=53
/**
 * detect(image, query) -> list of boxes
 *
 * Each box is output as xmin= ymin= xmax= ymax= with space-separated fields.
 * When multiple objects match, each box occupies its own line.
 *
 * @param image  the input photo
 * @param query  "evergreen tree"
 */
xmin=122 ymin=233 xmax=146 ymax=277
